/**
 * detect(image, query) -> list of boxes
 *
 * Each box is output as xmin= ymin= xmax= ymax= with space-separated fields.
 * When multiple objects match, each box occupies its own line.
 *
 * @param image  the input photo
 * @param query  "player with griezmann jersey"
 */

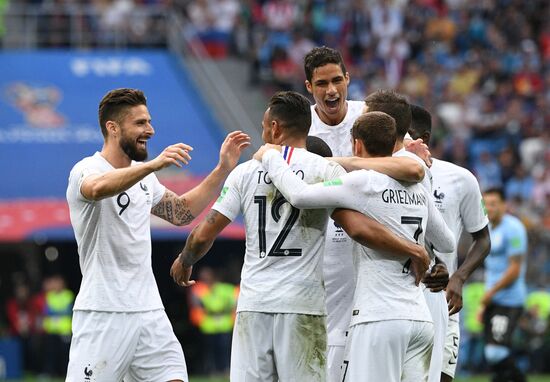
xmin=482 ymin=188 xmax=528 ymax=382
xmin=303 ymin=47 xmax=426 ymax=381
xmin=255 ymin=111 xmax=454 ymax=382
xmin=170 ymin=92 xmax=425 ymax=382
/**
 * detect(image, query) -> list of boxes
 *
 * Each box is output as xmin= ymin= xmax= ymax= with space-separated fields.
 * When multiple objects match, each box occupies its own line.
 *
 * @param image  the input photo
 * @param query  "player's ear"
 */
xmin=305 ymin=80 xmax=313 ymax=94
xmin=271 ymin=120 xmax=282 ymax=141
xmin=106 ymin=120 xmax=118 ymax=139
xmin=345 ymin=72 xmax=350 ymax=86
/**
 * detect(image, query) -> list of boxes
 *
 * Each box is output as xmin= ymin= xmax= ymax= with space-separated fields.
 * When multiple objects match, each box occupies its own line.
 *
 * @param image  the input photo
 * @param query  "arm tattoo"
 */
xmin=205 ymin=210 xmax=218 ymax=224
xmin=152 ymin=190 xmax=195 ymax=226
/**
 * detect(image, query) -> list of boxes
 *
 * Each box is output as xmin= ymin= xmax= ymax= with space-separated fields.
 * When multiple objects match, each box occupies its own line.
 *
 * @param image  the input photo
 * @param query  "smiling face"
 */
xmin=117 ymin=104 xmax=154 ymax=161
xmin=305 ymin=63 xmax=350 ymax=126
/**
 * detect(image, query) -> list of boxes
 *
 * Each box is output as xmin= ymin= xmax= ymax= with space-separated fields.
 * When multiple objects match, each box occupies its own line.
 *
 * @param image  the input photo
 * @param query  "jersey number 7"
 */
xmin=254 ymin=195 xmax=302 ymax=258
xmin=401 ymin=216 xmax=423 ymax=273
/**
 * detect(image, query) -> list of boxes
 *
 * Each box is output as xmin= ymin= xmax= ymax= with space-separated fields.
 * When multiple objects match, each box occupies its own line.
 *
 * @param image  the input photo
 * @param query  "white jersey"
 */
xmin=393 ymin=147 xmax=433 ymax=192
xmin=309 ymin=100 xmax=364 ymax=157
xmin=261 ymin=150 xmax=456 ymax=326
xmin=66 ymin=152 xmax=166 ymax=312
xmin=212 ymin=147 xmax=346 ymax=315
xmin=310 ymin=100 xmax=363 ymax=346
xmin=430 ymin=158 xmax=489 ymax=274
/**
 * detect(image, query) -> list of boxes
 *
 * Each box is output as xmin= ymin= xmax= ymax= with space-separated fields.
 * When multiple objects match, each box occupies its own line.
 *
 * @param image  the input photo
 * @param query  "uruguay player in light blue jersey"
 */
xmin=482 ymin=188 xmax=527 ymax=382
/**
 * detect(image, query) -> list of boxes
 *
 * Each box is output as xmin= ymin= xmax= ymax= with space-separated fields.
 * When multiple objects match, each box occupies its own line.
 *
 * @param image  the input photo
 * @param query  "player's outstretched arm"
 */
xmin=170 ymin=210 xmax=231 ymax=286
xmin=332 ymin=209 xmax=430 ymax=285
xmin=81 ymin=143 xmax=193 ymax=200
xmin=446 ymin=226 xmax=490 ymax=315
xmin=153 ymin=131 xmax=250 ymax=226
xmin=329 ymin=156 xmax=424 ymax=183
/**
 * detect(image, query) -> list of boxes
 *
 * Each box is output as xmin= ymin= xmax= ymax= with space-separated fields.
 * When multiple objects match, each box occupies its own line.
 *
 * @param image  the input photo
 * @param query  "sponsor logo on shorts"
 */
xmin=352 ymin=310 xmax=359 ymax=316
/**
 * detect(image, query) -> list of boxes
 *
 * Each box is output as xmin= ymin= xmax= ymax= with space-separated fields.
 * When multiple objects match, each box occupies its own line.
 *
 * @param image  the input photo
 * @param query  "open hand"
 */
xmin=151 ymin=143 xmax=193 ymax=170
xmin=170 ymin=256 xmax=195 ymax=287
xmin=405 ymin=138 xmax=432 ymax=168
xmin=218 ymin=131 xmax=251 ymax=172
xmin=253 ymin=143 xmax=283 ymax=161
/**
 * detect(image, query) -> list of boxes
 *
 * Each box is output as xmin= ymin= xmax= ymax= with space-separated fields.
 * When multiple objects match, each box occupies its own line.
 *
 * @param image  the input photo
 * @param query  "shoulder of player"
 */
xmin=69 ymin=153 xmax=103 ymax=176
xmin=503 ymin=214 xmax=527 ymax=231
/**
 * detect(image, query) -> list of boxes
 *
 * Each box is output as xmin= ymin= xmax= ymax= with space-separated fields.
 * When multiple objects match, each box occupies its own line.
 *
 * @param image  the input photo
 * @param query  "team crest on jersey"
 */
xmin=84 ymin=365 xmax=93 ymax=381
xmin=433 ymin=188 xmax=446 ymax=212
xmin=140 ymin=182 xmax=151 ymax=205
xmin=331 ymin=221 xmax=347 ymax=243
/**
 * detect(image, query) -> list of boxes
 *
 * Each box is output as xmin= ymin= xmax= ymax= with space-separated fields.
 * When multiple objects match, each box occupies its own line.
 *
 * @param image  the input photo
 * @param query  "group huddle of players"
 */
xmin=67 ymin=46 xmax=527 ymax=382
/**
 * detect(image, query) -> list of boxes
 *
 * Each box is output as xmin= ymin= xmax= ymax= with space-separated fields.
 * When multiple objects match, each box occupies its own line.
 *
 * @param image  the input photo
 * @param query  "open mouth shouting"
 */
xmin=324 ymin=97 xmax=341 ymax=113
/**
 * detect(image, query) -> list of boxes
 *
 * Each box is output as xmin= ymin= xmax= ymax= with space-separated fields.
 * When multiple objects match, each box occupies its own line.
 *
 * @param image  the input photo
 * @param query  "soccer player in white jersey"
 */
xmin=408 ymin=104 xmax=491 ymax=382
xmin=303 ymin=47 xmax=429 ymax=380
xmin=336 ymin=90 xmax=452 ymax=382
xmin=170 ymin=92 xmax=430 ymax=381
xmin=65 ymin=88 xmax=250 ymax=382
xmin=255 ymin=111 xmax=456 ymax=382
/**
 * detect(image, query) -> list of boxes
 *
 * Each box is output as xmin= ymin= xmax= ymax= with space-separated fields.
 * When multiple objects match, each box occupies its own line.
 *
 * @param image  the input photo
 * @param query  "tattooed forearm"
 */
xmin=152 ymin=190 xmax=195 ymax=226
xmin=178 ymin=250 xmax=201 ymax=267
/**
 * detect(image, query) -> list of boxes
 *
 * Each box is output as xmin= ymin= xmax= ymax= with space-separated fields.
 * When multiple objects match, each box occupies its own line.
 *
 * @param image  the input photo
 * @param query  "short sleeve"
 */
xmin=212 ymin=166 xmax=242 ymax=222
xmin=148 ymin=173 xmax=166 ymax=207
xmin=506 ymin=218 xmax=528 ymax=258
xmin=460 ymin=170 xmax=489 ymax=233
xmin=72 ymin=165 xmax=101 ymax=202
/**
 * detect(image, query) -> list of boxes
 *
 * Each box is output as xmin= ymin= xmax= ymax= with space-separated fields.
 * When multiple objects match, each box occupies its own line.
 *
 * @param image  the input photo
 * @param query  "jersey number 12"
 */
xmin=254 ymin=195 xmax=302 ymax=258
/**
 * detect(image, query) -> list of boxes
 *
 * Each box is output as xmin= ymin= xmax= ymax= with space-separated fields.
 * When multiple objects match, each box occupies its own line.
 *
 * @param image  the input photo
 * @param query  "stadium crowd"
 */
xmin=182 ymin=0 xmax=550 ymax=287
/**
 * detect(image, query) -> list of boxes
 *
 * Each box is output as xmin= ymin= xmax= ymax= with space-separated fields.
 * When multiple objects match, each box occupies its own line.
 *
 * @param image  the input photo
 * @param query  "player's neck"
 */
xmin=100 ymin=143 xmax=131 ymax=168
xmin=392 ymin=138 xmax=405 ymax=153
xmin=278 ymin=137 xmax=306 ymax=149
xmin=490 ymin=215 xmax=504 ymax=227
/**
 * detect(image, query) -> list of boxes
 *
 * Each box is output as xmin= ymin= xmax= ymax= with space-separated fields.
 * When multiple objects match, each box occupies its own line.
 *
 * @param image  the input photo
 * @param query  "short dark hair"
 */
xmin=352 ymin=111 xmax=396 ymax=157
xmin=410 ymin=104 xmax=432 ymax=138
xmin=306 ymin=136 xmax=333 ymax=157
xmin=483 ymin=187 xmax=506 ymax=201
xmin=98 ymin=88 xmax=147 ymax=137
xmin=267 ymin=91 xmax=311 ymax=137
xmin=304 ymin=46 xmax=347 ymax=83
xmin=364 ymin=90 xmax=411 ymax=139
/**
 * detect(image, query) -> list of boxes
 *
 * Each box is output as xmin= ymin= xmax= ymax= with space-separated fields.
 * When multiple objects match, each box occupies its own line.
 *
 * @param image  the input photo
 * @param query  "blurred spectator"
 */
xmin=517 ymin=290 xmax=550 ymax=372
xmin=189 ymin=267 xmax=238 ymax=376
xmin=5 ymin=278 xmax=45 ymax=374
xmin=459 ymin=281 xmax=485 ymax=374
xmin=42 ymin=274 xmax=74 ymax=377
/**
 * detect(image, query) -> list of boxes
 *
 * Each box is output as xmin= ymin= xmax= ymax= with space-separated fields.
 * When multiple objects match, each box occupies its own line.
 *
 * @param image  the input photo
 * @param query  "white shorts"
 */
xmin=342 ymin=320 xmax=434 ymax=382
xmin=66 ymin=310 xmax=188 ymax=382
xmin=327 ymin=344 xmax=345 ymax=382
xmin=230 ymin=311 xmax=326 ymax=382
xmin=423 ymin=289 xmax=449 ymax=382
xmin=441 ymin=317 xmax=460 ymax=378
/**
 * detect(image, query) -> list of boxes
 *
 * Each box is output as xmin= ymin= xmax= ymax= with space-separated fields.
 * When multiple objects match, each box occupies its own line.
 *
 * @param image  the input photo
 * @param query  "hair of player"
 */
xmin=306 ymin=136 xmax=333 ymax=158
xmin=483 ymin=187 xmax=506 ymax=201
xmin=410 ymin=104 xmax=432 ymax=137
xmin=98 ymin=88 xmax=147 ymax=138
xmin=364 ymin=90 xmax=411 ymax=139
xmin=304 ymin=46 xmax=347 ymax=83
xmin=267 ymin=91 xmax=311 ymax=137
xmin=352 ymin=111 xmax=397 ymax=157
